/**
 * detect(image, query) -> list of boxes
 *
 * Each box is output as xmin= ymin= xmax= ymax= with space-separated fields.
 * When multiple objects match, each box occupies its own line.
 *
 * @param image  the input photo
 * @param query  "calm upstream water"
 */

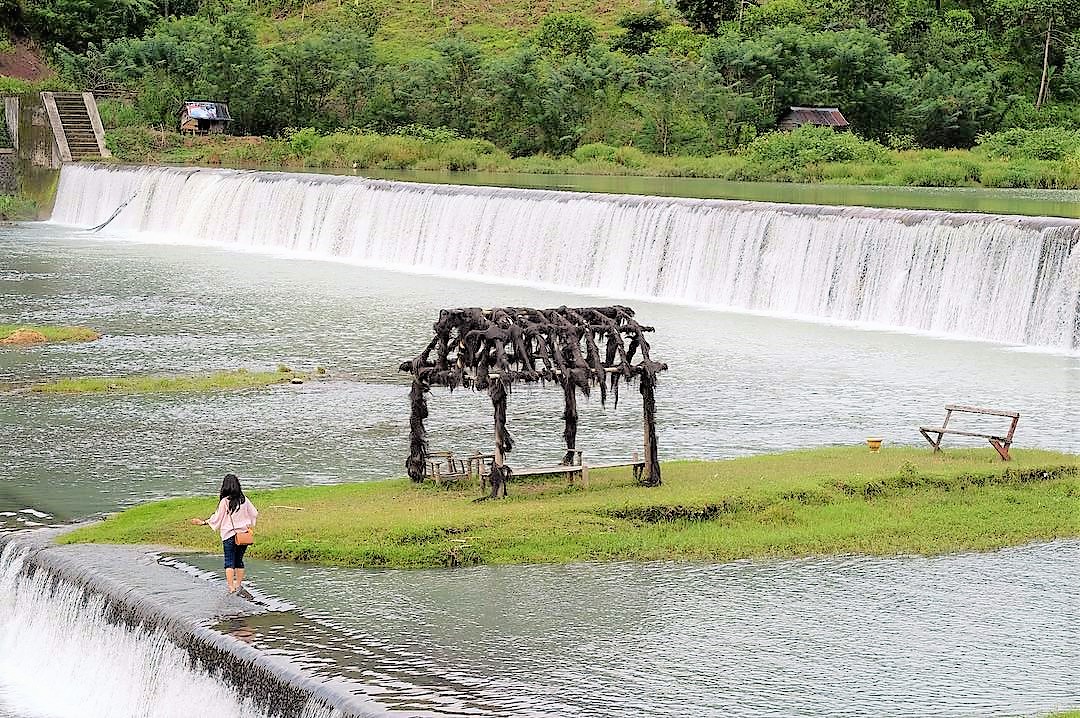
xmin=2 ymin=168 xmax=1080 ymax=717
xmin=359 ymin=169 xmax=1080 ymax=219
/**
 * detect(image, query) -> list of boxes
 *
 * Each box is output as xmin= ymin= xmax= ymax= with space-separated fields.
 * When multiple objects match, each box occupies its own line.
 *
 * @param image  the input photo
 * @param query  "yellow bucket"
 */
xmin=866 ymin=437 xmax=884 ymax=453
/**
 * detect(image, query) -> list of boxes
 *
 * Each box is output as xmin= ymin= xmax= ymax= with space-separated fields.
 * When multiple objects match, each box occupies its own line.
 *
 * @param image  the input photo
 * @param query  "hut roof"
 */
xmin=399 ymin=305 xmax=667 ymax=404
xmin=784 ymin=106 xmax=849 ymax=127
xmin=178 ymin=100 xmax=232 ymax=121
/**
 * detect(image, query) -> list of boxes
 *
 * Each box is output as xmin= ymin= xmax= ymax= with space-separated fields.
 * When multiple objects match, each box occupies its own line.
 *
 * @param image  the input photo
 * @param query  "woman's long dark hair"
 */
xmin=219 ymin=473 xmax=246 ymax=514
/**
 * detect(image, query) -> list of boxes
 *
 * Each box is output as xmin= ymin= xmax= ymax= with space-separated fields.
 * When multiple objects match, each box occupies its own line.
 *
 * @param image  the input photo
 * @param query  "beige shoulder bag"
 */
xmin=229 ymin=508 xmax=255 ymax=546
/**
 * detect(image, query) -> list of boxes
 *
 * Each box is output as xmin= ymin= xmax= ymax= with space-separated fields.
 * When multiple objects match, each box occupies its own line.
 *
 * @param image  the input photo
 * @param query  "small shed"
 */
xmin=779 ymin=107 xmax=850 ymax=132
xmin=178 ymin=100 xmax=232 ymax=135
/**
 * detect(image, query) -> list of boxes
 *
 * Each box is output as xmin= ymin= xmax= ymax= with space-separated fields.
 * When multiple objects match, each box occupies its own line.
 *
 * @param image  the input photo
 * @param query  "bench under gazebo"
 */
xmin=399 ymin=305 xmax=668 ymax=497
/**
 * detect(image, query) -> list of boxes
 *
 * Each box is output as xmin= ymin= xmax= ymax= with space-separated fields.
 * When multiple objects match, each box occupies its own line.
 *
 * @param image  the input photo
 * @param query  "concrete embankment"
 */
xmin=0 ymin=529 xmax=386 ymax=718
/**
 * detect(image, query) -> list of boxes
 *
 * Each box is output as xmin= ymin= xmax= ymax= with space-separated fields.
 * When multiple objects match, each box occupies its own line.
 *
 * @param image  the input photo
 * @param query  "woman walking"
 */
xmin=190 ymin=473 xmax=258 ymax=596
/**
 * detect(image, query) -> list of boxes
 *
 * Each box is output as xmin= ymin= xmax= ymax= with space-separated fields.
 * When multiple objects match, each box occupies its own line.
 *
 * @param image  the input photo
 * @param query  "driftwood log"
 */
xmin=399 ymin=305 xmax=668 ymax=496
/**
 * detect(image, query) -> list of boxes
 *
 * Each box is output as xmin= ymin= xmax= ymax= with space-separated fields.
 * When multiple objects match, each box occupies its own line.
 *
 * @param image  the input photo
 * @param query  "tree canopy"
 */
xmin=9 ymin=0 xmax=1080 ymax=154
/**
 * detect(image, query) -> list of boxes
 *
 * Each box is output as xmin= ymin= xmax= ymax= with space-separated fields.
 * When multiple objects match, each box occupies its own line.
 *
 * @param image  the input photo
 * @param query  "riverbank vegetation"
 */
xmin=0 ymin=324 xmax=100 ymax=344
xmin=3 ymin=0 xmax=1080 ymax=189
xmin=0 ymin=195 xmax=39 ymax=221
xmin=105 ymin=125 xmax=1080 ymax=189
xmin=24 ymin=367 xmax=311 ymax=393
xmin=63 ymin=447 xmax=1080 ymax=569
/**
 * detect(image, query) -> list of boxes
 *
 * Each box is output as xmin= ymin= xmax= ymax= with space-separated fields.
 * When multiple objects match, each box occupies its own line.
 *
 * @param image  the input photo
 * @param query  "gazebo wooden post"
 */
xmin=639 ymin=375 xmax=661 ymax=487
xmin=488 ymin=380 xmax=512 ymax=498
xmin=406 ymin=378 xmax=430 ymax=482
xmin=561 ymin=377 xmax=578 ymax=465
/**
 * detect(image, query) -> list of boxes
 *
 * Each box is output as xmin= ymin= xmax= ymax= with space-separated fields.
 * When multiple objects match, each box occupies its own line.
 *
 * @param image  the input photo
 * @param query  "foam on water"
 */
xmin=0 ymin=541 xmax=343 ymax=718
xmin=50 ymin=164 xmax=1080 ymax=351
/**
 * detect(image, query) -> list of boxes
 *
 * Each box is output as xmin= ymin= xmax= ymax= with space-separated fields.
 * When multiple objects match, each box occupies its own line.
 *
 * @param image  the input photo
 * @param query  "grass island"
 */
xmin=0 ymin=324 xmax=101 ymax=344
xmin=63 ymin=446 xmax=1080 ymax=570
xmin=26 ymin=368 xmax=314 ymax=394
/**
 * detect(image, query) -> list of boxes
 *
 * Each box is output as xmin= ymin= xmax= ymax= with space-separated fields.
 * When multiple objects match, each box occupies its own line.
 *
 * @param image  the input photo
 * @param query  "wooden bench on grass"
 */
xmin=511 ymin=451 xmax=648 ymax=489
xmin=919 ymin=404 xmax=1020 ymax=461
xmin=425 ymin=449 xmax=646 ymax=491
xmin=425 ymin=451 xmax=470 ymax=487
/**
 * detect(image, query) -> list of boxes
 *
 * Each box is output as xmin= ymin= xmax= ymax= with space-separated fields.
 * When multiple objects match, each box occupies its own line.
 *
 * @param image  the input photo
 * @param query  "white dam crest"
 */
xmin=50 ymin=164 xmax=1080 ymax=351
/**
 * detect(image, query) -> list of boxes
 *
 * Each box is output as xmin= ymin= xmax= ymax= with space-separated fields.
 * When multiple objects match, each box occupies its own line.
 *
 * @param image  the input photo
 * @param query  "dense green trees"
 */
xmin=8 ymin=0 xmax=1080 ymax=158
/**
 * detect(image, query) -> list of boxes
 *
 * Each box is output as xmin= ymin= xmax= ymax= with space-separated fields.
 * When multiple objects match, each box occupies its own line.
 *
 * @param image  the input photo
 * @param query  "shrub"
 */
xmin=393 ymin=123 xmax=461 ymax=143
xmin=536 ymin=13 xmax=596 ymax=57
xmin=613 ymin=146 xmax=649 ymax=169
xmin=104 ymin=127 xmax=184 ymax=161
xmin=0 ymin=195 xmax=38 ymax=220
xmin=96 ymin=99 xmax=143 ymax=130
xmin=894 ymin=157 xmax=979 ymax=187
xmin=439 ymin=146 xmax=479 ymax=171
xmin=573 ymin=143 xmax=618 ymax=163
xmin=976 ymin=127 xmax=1080 ymax=161
xmin=980 ymin=160 xmax=1080 ymax=190
xmin=744 ymin=126 xmax=890 ymax=170
xmin=286 ymin=127 xmax=320 ymax=157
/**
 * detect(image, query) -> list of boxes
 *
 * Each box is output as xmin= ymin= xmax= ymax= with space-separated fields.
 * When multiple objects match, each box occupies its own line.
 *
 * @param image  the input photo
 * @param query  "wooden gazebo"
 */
xmin=399 ymin=305 xmax=668 ymax=497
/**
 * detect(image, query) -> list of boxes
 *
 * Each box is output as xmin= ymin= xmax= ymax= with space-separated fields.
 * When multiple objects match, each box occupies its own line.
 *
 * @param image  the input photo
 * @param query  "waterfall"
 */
xmin=51 ymin=164 xmax=1080 ymax=351
xmin=0 ymin=540 xmax=354 ymax=718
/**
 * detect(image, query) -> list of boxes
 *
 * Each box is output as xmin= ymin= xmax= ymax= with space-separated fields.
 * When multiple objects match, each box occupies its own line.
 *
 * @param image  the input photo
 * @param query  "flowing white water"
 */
xmin=0 ymin=542 xmax=336 ymax=718
xmin=51 ymin=164 xmax=1080 ymax=351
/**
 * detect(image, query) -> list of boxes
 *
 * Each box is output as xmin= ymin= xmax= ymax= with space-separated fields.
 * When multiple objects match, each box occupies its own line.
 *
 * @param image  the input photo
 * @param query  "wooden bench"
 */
xmin=514 ymin=452 xmax=647 ymax=488
xmin=428 ymin=449 xmax=648 ymax=491
xmin=919 ymin=404 xmax=1020 ymax=461
xmin=425 ymin=451 xmax=469 ymax=486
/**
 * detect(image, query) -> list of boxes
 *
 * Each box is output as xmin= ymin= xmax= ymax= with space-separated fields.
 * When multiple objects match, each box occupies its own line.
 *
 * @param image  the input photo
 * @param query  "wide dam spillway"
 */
xmin=51 ymin=164 xmax=1080 ymax=351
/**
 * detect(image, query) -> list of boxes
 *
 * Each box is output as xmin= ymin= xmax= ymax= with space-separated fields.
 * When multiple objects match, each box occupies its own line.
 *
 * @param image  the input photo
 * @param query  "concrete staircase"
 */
xmin=41 ymin=92 xmax=110 ymax=162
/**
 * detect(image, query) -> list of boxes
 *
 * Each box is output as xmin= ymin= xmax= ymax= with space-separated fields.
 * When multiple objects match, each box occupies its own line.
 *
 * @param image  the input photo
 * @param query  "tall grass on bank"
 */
xmin=63 ymin=447 xmax=1080 ymax=569
xmin=103 ymin=125 xmax=1080 ymax=190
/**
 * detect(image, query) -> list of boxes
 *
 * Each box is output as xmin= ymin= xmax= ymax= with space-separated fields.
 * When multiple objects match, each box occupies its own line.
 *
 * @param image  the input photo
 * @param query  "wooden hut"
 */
xmin=400 ymin=305 xmax=668 ymax=497
xmin=778 ymin=107 xmax=850 ymax=132
xmin=178 ymin=100 xmax=232 ymax=135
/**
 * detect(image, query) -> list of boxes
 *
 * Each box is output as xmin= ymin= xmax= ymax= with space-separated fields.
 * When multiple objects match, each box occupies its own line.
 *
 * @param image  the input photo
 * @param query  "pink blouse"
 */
xmin=206 ymin=497 xmax=258 ymax=541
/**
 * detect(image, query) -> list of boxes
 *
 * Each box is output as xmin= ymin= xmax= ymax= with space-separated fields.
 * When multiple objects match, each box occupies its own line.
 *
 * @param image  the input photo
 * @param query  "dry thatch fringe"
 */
xmin=400 ymin=305 xmax=668 ymax=490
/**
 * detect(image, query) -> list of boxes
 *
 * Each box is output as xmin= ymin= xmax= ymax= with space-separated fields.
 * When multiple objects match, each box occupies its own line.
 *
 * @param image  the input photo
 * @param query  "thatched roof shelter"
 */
xmin=399 ymin=305 xmax=668 ymax=497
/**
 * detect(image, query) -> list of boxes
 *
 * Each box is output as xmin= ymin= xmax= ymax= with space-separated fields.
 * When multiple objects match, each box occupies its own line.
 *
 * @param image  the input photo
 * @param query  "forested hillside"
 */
xmin=1 ymin=0 xmax=1079 ymax=184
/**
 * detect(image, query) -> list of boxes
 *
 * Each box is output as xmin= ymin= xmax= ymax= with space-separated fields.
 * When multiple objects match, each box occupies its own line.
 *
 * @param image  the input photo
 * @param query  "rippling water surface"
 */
xmin=182 ymin=540 xmax=1080 ymax=717
xmin=3 ymin=222 xmax=1078 ymax=528
xmin=2 ymin=221 xmax=1080 ymax=717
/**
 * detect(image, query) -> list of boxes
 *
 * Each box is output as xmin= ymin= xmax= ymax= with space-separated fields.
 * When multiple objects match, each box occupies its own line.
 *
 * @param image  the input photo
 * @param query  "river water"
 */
xmin=2 ymin=169 xmax=1080 ymax=717
xmin=2 ymin=221 xmax=1077 ymax=526
xmin=182 ymin=540 xmax=1080 ymax=718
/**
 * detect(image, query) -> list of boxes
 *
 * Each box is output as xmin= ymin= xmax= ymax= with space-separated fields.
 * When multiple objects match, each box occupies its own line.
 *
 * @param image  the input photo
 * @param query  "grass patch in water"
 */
xmin=0 ymin=324 xmax=101 ymax=344
xmin=29 ymin=369 xmax=310 ymax=394
xmin=62 ymin=447 xmax=1080 ymax=569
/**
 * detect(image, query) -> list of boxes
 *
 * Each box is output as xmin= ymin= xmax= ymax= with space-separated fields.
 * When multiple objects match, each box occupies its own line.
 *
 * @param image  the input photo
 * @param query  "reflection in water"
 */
xmin=187 ymin=541 xmax=1080 ymax=717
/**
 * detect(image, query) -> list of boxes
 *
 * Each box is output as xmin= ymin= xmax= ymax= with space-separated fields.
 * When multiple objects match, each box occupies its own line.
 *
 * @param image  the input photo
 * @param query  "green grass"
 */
xmin=254 ymin=0 xmax=637 ymax=60
xmin=27 ymin=368 xmax=310 ymax=394
xmin=0 ymin=324 xmax=100 ymax=343
xmin=0 ymin=195 xmax=39 ymax=220
xmin=103 ymin=128 xmax=1080 ymax=190
xmin=62 ymin=447 xmax=1080 ymax=569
